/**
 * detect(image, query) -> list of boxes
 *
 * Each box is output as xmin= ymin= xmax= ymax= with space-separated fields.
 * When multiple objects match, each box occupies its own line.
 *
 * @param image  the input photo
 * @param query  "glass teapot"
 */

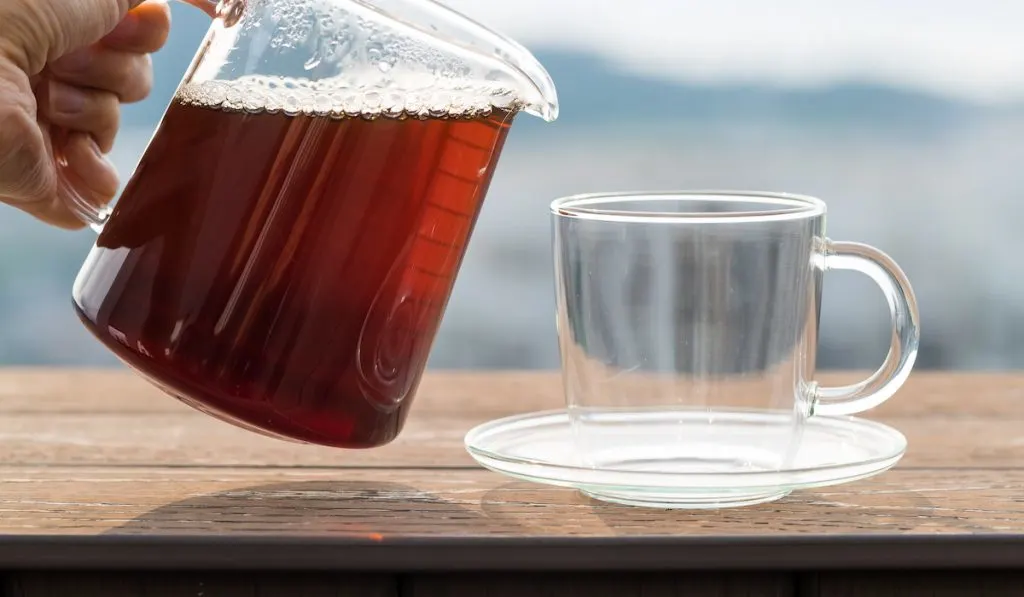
xmin=68 ymin=0 xmax=558 ymax=448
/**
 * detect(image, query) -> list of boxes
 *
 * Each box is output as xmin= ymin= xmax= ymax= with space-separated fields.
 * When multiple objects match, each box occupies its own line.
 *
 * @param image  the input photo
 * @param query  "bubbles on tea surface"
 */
xmin=235 ymin=0 xmax=479 ymax=75
xmin=196 ymin=0 xmax=536 ymax=119
xmin=176 ymin=74 xmax=523 ymax=120
xmin=303 ymin=53 xmax=323 ymax=71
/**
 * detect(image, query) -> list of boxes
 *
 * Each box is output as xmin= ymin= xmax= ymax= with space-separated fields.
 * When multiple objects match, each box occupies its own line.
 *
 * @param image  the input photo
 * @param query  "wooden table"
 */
xmin=0 ymin=369 xmax=1021 ymax=596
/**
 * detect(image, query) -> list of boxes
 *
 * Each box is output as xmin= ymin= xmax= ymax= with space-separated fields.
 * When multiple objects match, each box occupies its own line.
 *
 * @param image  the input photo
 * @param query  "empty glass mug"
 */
xmin=551 ymin=191 xmax=920 ymax=503
xmin=69 ymin=0 xmax=558 ymax=448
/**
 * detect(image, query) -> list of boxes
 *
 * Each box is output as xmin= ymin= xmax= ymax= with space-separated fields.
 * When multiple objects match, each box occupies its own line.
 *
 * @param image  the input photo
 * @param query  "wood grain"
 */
xmin=0 ymin=369 xmax=1019 ymax=575
xmin=0 ymin=467 xmax=1019 ymax=571
xmin=0 ymin=368 xmax=1020 ymax=418
xmin=0 ymin=410 xmax=1018 ymax=468
xmin=0 ymin=467 xmax=1017 ymax=537
xmin=0 ymin=370 xmax=1017 ymax=469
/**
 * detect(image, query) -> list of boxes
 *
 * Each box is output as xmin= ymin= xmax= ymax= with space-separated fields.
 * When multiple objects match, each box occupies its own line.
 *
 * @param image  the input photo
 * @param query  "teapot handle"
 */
xmin=180 ymin=0 xmax=219 ymax=18
xmin=56 ymin=0 xmax=219 ymax=233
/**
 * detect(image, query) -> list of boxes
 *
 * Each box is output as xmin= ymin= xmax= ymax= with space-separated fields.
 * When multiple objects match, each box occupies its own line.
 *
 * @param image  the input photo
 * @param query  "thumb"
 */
xmin=0 ymin=0 xmax=145 ymax=75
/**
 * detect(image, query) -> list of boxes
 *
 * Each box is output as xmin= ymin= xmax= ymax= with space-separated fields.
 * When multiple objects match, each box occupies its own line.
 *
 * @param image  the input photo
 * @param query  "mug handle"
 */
xmin=810 ymin=239 xmax=921 ymax=417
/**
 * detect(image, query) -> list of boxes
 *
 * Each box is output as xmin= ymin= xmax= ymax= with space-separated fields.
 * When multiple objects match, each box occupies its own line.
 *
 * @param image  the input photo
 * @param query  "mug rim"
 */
xmin=550 ymin=190 xmax=827 ymax=224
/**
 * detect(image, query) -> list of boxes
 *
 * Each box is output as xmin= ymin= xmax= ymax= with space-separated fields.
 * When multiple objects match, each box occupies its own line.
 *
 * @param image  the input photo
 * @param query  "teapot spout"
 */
xmin=486 ymin=32 xmax=560 ymax=122
xmin=352 ymin=0 xmax=559 ymax=122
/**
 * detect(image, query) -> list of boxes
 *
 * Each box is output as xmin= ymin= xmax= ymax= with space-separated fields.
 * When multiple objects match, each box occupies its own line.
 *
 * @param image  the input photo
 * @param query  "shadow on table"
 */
xmin=108 ymin=480 xmax=530 ymax=536
xmin=106 ymin=479 xmax=991 ymax=537
xmin=477 ymin=481 xmax=993 ymax=534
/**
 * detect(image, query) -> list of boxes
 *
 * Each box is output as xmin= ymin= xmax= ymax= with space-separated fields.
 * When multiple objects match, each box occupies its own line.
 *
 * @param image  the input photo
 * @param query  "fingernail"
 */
xmin=49 ymin=81 xmax=87 ymax=115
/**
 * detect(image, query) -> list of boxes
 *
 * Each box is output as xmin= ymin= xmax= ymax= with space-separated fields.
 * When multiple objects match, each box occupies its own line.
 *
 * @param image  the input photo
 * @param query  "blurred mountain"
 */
xmin=4 ymin=7 xmax=1019 ymax=370
xmin=523 ymin=52 xmax=984 ymax=131
xmin=126 ymin=8 xmax=990 ymax=133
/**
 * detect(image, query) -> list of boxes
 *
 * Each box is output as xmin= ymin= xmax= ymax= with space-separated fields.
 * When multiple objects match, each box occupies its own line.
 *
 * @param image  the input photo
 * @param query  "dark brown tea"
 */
xmin=73 ymin=77 xmax=517 ymax=448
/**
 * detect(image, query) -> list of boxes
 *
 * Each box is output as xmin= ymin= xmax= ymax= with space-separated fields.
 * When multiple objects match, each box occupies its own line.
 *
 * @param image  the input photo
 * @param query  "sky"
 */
xmin=439 ymin=0 xmax=1024 ymax=105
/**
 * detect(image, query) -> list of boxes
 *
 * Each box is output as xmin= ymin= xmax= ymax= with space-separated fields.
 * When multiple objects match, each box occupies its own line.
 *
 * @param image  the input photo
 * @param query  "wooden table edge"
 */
xmin=0 ymin=534 xmax=1021 ymax=571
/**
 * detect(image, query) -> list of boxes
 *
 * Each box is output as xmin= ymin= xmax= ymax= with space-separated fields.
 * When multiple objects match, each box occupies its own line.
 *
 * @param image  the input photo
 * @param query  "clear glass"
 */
xmin=550 ymin=191 xmax=920 ymax=507
xmin=61 ymin=0 xmax=558 ymax=228
xmin=68 ymin=0 xmax=558 ymax=449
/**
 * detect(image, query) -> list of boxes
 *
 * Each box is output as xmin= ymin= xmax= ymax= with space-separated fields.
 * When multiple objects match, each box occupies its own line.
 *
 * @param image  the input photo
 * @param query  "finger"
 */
xmin=0 ymin=112 xmax=60 ymax=217
xmin=0 ymin=126 xmax=87 ymax=231
xmin=0 ymin=63 xmax=54 ymax=200
xmin=0 ymin=0 xmax=146 ymax=75
xmin=57 ymin=132 xmax=120 ymax=219
xmin=7 ymin=132 xmax=117 ymax=231
xmin=15 ymin=194 xmax=88 ymax=230
xmin=181 ymin=0 xmax=217 ymax=18
xmin=26 ymin=187 xmax=90 ymax=231
xmin=45 ymin=80 xmax=121 ymax=153
xmin=101 ymin=0 xmax=172 ymax=54
xmin=50 ymin=47 xmax=153 ymax=103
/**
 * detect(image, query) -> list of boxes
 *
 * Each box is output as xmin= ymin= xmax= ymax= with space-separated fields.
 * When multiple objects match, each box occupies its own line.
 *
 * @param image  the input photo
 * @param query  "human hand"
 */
xmin=0 ymin=0 xmax=171 ymax=229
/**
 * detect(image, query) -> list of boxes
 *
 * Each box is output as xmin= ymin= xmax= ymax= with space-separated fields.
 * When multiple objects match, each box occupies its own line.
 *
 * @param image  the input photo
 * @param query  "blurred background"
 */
xmin=2 ymin=0 xmax=1022 ymax=371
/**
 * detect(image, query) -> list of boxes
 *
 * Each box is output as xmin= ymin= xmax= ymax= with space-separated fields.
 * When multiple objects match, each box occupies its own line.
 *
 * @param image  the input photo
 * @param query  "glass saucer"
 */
xmin=464 ymin=408 xmax=906 ymax=509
